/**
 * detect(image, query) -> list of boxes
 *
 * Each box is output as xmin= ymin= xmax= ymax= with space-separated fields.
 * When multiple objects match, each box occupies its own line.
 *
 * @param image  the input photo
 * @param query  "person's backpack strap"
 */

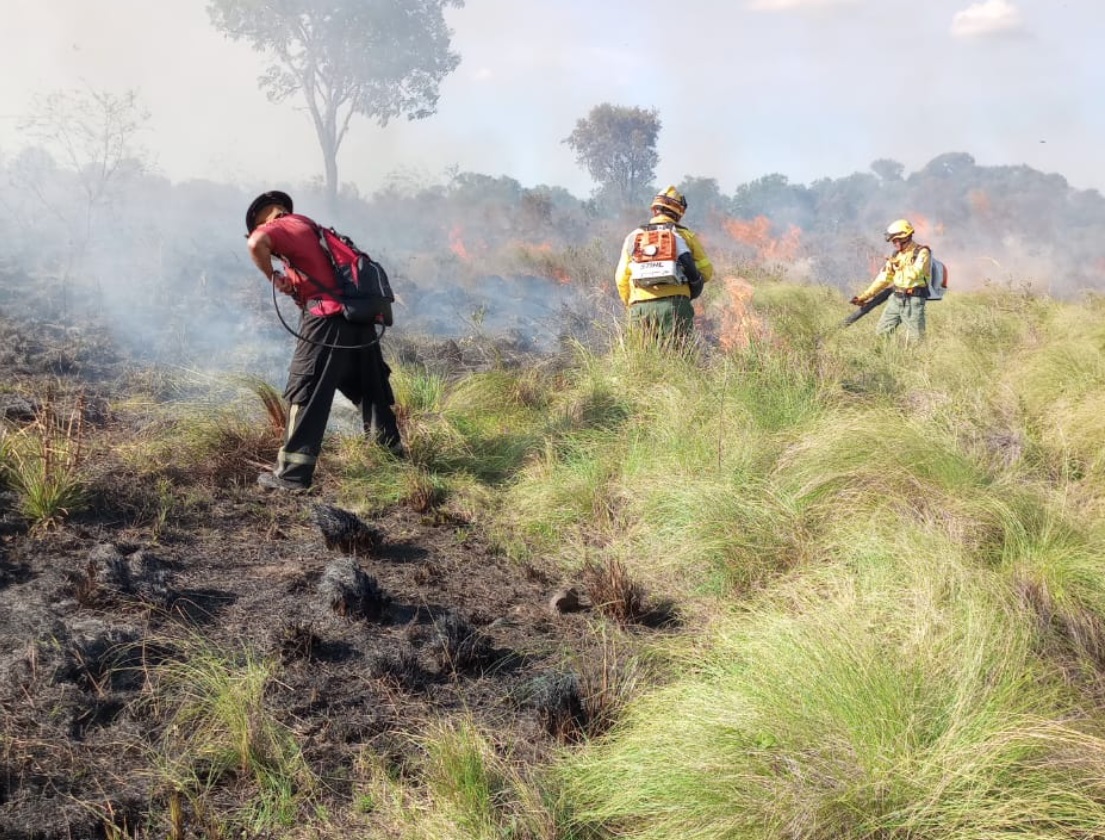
xmin=292 ymin=214 xmax=339 ymax=271
xmin=671 ymin=223 xmax=705 ymax=299
xmin=915 ymin=243 xmax=932 ymax=283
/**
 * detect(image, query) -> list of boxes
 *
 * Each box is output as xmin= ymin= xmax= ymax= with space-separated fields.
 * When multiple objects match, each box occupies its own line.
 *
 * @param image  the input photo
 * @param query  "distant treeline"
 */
xmin=689 ymin=152 xmax=1105 ymax=294
xmin=1 ymin=146 xmax=1102 ymax=323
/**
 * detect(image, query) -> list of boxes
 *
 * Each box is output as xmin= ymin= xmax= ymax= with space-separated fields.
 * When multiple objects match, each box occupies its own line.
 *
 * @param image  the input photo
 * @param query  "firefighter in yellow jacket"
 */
xmin=615 ymin=186 xmax=714 ymax=341
xmin=851 ymin=218 xmax=932 ymax=341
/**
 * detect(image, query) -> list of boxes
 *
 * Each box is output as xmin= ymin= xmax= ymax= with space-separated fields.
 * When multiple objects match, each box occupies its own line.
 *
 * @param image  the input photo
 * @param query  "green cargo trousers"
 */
xmin=875 ymin=293 xmax=926 ymax=341
xmin=628 ymin=296 xmax=695 ymax=343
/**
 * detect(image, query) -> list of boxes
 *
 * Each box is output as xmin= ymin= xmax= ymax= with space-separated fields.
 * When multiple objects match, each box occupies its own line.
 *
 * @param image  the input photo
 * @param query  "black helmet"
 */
xmin=246 ymin=190 xmax=293 ymax=233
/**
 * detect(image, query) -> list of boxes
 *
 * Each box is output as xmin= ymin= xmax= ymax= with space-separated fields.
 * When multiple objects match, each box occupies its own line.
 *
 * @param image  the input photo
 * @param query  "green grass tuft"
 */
xmin=150 ymin=638 xmax=315 ymax=834
xmin=561 ymin=554 xmax=1105 ymax=839
xmin=0 ymin=396 xmax=88 ymax=528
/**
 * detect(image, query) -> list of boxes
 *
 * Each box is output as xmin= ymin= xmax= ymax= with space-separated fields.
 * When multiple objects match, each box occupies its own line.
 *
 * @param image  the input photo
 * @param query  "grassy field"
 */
xmin=359 ymin=279 xmax=1105 ymax=838
xmin=7 ymin=272 xmax=1105 ymax=838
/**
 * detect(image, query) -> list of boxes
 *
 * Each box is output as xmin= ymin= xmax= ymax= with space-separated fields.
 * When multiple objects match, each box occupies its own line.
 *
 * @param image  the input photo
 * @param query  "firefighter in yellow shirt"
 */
xmin=851 ymin=219 xmax=932 ymax=341
xmin=615 ymin=186 xmax=714 ymax=342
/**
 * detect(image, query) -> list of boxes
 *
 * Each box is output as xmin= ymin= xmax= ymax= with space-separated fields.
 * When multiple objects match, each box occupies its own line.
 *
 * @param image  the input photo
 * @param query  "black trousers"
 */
xmin=275 ymin=312 xmax=400 ymax=486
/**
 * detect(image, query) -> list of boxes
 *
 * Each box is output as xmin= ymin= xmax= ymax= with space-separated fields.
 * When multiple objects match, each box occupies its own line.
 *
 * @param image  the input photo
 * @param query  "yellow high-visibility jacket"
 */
xmin=859 ymin=241 xmax=931 ymax=302
xmin=615 ymin=214 xmax=714 ymax=306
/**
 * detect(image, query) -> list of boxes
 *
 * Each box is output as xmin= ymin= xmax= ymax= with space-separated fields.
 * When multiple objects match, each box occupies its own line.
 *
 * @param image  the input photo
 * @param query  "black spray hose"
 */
xmin=271 ymin=281 xmax=385 ymax=350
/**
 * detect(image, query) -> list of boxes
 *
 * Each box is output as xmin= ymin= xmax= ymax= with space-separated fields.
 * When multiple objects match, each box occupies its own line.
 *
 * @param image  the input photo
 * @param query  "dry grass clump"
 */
xmin=993 ymin=499 xmax=1105 ymax=669
xmin=1015 ymin=573 xmax=1105 ymax=667
xmin=272 ymin=620 xmax=322 ymax=664
xmin=404 ymin=470 xmax=447 ymax=513
xmin=243 ymin=377 xmax=288 ymax=436
xmin=121 ymin=408 xmax=282 ymax=489
xmin=192 ymin=418 xmax=281 ymax=487
xmin=532 ymin=637 xmax=642 ymax=744
xmin=398 ymin=411 xmax=469 ymax=471
xmin=575 ymin=634 xmax=643 ymax=739
xmin=111 ymin=378 xmax=289 ymax=490
xmin=582 ymin=557 xmax=648 ymax=626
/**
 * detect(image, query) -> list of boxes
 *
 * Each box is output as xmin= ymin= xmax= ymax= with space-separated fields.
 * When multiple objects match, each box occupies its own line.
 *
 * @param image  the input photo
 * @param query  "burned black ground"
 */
xmin=0 ymin=310 xmax=650 ymax=839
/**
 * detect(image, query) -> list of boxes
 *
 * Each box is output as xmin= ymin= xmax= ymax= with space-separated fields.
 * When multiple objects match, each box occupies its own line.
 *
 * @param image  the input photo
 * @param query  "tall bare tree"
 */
xmin=14 ymin=87 xmax=149 ymax=312
xmin=18 ymin=88 xmax=149 ymax=252
xmin=208 ymin=0 xmax=464 ymax=206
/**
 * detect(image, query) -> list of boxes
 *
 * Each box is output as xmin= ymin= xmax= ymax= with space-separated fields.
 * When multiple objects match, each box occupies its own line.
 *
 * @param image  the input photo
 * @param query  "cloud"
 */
xmin=471 ymin=67 xmax=493 ymax=82
xmin=951 ymin=0 xmax=1025 ymax=39
xmin=746 ymin=0 xmax=858 ymax=10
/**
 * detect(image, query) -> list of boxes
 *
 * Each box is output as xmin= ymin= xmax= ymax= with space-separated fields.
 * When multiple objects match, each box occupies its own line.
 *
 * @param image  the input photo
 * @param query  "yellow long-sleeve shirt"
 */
xmin=615 ymin=214 xmax=714 ymax=306
xmin=859 ymin=241 xmax=931 ymax=302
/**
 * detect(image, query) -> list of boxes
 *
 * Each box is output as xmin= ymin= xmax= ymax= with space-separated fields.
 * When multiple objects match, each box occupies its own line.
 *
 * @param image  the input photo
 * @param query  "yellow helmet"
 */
xmin=651 ymin=186 xmax=687 ymax=220
xmin=884 ymin=218 xmax=915 ymax=242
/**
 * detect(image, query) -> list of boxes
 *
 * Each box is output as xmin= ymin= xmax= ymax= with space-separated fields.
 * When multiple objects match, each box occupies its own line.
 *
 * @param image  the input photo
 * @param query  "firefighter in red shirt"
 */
xmin=246 ymin=190 xmax=403 ymax=492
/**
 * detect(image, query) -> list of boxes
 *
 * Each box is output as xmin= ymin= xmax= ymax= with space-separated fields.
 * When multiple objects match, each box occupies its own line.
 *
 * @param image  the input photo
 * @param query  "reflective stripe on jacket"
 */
xmin=615 ymin=214 xmax=714 ymax=306
xmin=860 ymin=242 xmax=932 ymax=301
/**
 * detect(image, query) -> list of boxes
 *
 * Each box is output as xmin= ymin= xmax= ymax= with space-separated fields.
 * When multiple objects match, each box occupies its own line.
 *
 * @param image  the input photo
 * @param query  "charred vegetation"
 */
xmin=313 ymin=503 xmax=383 ymax=556
xmin=0 ymin=308 xmax=645 ymax=838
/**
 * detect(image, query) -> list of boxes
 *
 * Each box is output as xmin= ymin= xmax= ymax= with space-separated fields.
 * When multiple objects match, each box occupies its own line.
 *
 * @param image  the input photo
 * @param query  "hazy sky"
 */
xmin=1 ymin=0 xmax=1101 ymax=197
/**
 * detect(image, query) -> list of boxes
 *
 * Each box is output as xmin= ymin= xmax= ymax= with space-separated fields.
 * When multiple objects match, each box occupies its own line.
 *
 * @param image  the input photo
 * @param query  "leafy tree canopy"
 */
xmin=564 ymin=104 xmax=661 ymax=207
xmin=677 ymin=176 xmax=730 ymax=220
xmin=870 ymin=158 xmax=905 ymax=182
xmin=208 ymin=0 xmax=463 ymax=204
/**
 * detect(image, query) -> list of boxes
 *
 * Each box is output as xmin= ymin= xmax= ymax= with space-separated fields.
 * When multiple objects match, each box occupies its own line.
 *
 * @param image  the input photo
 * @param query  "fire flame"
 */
xmin=449 ymin=225 xmax=573 ymax=284
xmin=448 ymin=224 xmax=470 ymax=261
xmin=513 ymin=241 xmax=572 ymax=284
xmin=967 ymin=189 xmax=991 ymax=216
xmin=723 ymin=216 xmax=802 ymax=263
xmin=715 ymin=276 xmax=768 ymax=351
xmin=902 ymin=213 xmax=945 ymax=239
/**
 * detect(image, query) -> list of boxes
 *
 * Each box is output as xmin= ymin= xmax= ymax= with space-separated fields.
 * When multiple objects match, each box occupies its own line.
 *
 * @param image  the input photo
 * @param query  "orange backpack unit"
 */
xmin=629 ymin=224 xmax=691 ymax=288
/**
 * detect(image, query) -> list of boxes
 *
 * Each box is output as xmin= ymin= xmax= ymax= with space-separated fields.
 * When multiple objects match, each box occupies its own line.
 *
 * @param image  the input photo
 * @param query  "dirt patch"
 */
xmin=0 ymin=310 xmax=652 ymax=838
